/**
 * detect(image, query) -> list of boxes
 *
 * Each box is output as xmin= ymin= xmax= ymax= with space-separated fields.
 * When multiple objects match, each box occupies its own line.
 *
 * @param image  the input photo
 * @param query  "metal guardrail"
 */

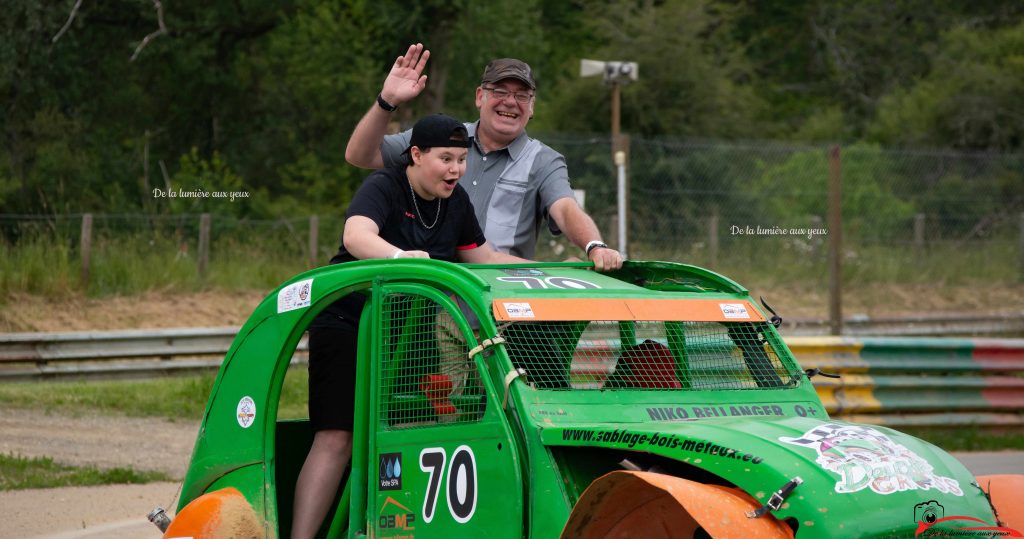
xmin=0 ymin=327 xmax=306 ymax=380
xmin=782 ymin=311 xmax=1024 ymax=336
xmin=1 ymin=320 xmax=1023 ymax=428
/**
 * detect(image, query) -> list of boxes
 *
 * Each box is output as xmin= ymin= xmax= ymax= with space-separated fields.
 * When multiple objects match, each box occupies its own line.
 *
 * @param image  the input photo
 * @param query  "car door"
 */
xmin=368 ymin=283 xmax=524 ymax=538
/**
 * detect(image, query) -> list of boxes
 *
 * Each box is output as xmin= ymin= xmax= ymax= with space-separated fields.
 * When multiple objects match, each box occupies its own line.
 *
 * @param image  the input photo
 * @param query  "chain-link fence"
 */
xmin=540 ymin=136 xmax=1024 ymax=289
xmin=2 ymin=137 xmax=1022 ymax=300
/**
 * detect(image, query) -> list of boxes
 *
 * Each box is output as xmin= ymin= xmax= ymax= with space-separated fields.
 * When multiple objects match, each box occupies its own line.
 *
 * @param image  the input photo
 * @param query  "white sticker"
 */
xmin=780 ymin=423 xmax=963 ymax=496
xmin=237 ymin=396 xmax=256 ymax=428
xmin=719 ymin=303 xmax=750 ymax=319
xmin=503 ymin=302 xmax=535 ymax=319
xmin=277 ymin=278 xmax=313 ymax=313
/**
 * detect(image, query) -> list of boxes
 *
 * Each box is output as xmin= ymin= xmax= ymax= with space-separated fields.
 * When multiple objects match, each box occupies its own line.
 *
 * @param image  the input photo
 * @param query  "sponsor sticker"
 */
xmin=277 ymin=278 xmax=313 ymax=313
xmin=378 ymin=496 xmax=416 ymax=533
xmin=236 ymin=396 xmax=256 ymax=428
xmin=503 ymin=302 xmax=535 ymax=319
xmin=719 ymin=303 xmax=750 ymax=319
xmin=379 ymin=452 xmax=402 ymax=491
xmin=780 ymin=423 xmax=963 ymax=496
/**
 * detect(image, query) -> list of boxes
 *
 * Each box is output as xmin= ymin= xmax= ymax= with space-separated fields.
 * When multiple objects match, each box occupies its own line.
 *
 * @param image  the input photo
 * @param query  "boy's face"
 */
xmin=410 ymin=146 xmax=468 ymax=199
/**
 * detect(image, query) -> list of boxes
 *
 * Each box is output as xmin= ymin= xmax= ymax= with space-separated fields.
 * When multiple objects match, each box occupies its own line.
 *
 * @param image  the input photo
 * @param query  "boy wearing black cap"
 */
xmin=345 ymin=44 xmax=624 ymax=272
xmin=292 ymin=114 xmax=528 ymax=539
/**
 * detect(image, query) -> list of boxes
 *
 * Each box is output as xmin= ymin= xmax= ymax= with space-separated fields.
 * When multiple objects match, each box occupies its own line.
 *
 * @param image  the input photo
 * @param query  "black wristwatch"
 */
xmin=376 ymin=93 xmax=398 ymax=112
xmin=585 ymin=240 xmax=608 ymax=257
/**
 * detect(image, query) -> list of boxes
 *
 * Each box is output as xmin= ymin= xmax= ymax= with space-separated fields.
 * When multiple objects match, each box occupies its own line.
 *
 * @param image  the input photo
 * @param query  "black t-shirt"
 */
xmin=314 ymin=166 xmax=487 ymax=328
xmin=330 ymin=166 xmax=485 ymax=263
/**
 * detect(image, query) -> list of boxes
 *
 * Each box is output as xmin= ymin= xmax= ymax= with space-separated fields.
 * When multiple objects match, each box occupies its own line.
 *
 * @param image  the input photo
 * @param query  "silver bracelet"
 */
xmin=585 ymin=240 xmax=608 ymax=256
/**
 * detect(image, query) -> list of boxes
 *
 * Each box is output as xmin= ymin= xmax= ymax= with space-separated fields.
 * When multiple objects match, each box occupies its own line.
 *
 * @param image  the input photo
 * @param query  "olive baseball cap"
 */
xmin=481 ymin=58 xmax=536 ymax=90
xmin=405 ymin=114 xmax=470 ymax=154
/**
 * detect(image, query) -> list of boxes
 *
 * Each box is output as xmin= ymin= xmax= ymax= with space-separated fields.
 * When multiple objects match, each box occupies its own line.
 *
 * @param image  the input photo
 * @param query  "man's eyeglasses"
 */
xmin=482 ymin=86 xmax=534 ymax=104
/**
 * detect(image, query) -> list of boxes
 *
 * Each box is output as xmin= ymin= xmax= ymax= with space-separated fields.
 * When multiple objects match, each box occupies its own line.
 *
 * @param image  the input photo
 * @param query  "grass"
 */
xmin=901 ymin=427 xmax=1024 ymax=452
xmin=628 ymin=237 xmax=1023 ymax=291
xmin=0 ymin=225 xmax=323 ymax=297
xmin=2 ymin=223 xmax=1022 ymax=298
xmin=0 ymin=369 xmax=309 ymax=421
xmin=0 ymin=453 xmax=170 ymax=491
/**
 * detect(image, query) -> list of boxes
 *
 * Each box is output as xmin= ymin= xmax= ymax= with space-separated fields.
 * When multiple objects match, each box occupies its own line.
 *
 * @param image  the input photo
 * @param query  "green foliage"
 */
xmin=870 ymin=20 xmax=1024 ymax=150
xmin=540 ymin=0 xmax=766 ymax=138
xmin=2 ymin=0 xmax=1023 ymax=221
xmin=161 ymin=148 xmax=251 ymax=216
xmin=0 ymin=453 xmax=170 ymax=490
xmin=749 ymin=143 xmax=915 ymax=241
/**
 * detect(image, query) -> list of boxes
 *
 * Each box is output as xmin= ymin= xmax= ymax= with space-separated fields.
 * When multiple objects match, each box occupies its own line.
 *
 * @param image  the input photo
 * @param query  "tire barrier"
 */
xmin=789 ymin=337 xmax=1024 ymax=427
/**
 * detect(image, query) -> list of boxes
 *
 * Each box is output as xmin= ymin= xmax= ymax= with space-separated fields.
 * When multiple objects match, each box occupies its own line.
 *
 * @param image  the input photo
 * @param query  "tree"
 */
xmin=538 ymin=0 xmax=766 ymax=138
xmin=869 ymin=20 xmax=1024 ymax=151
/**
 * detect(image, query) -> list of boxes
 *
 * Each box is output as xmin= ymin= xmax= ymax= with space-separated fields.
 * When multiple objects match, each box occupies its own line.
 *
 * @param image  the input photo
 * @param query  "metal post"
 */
xmin=1019 ymin=213 xmax=1024 ymax=282
xmin=309 ymin=215 xmax=319 ymax=269
xmin=611 ymin=81 xmax=621 ymax=153
xmin=79 ymin=213 xmax=92 ymax=289
xmin=828 ymin=146 xmax=843 ymax=336
xmin=198 ymin=213 xmax=211 ymax=280
xmin=914 ymin=213 xmax=925 ymax=254
xmin=709 ymin=206 xmax=719 ymax=267
xmin=615 ymin=151 xmax=628 ymax=258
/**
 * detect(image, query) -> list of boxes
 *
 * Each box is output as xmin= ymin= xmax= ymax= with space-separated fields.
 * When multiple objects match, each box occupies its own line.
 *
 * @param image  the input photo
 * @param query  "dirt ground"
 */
xmin=0 ymin=289 xmax=268 ymax=333
xmin=3 ymin=283 xmax=1024 ymax=333
xmin=0 ymin=409 xmax=197 ymax=539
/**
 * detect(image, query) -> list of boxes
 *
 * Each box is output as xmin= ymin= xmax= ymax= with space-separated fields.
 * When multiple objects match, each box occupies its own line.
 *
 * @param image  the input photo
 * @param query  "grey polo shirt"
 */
xmin=381 ymin=121 xmax=575 ymax=259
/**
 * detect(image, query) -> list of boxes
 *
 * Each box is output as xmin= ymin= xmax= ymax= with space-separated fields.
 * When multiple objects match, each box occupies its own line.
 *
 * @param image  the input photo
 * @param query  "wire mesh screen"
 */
xmin=378 ymin=293 xmax=486 ymax=430
xmin=500 ymin=320 xmax=799 ymax=391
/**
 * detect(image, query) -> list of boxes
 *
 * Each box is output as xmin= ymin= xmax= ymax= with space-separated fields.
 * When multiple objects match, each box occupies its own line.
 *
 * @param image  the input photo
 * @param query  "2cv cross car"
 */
xmin=155 ymin=260 xmax=1023 ymax=538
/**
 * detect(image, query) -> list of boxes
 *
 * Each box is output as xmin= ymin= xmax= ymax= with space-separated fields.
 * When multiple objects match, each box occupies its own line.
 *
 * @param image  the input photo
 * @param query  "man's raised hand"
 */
xmin=381 ymin=43 xmax=430 ymax=106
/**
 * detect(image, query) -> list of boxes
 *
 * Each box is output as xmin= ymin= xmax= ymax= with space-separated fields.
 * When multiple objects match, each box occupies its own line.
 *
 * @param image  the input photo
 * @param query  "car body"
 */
xmin=158 ymin=260 xmax=1022 ymax=538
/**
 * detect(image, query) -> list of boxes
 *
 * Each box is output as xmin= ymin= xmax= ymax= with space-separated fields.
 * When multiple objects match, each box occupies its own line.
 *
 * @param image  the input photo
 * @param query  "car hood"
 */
xmin=541 ymin=416 xmax=996 ymax=537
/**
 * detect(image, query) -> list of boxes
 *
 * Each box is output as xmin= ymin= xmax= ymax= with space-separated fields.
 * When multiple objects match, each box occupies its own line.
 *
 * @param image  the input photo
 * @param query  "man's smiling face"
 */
xmin=475 ymin=79 xmax=534 ymax=148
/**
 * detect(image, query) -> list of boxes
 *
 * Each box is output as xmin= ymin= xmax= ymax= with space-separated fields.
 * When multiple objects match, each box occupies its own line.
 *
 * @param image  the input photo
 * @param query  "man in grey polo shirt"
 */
xmin=345 ymin=43 xmax=623 ymax=270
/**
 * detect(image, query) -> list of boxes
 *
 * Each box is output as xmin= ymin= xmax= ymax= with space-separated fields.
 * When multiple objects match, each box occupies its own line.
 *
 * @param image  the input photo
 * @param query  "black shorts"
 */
xmin=308 ymin=325 xmax=359 ymax=432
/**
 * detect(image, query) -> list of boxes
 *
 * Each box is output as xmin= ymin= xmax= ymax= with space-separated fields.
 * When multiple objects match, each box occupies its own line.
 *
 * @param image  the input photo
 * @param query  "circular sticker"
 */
xmin=237 ymin=396 xmax=256 ymax=428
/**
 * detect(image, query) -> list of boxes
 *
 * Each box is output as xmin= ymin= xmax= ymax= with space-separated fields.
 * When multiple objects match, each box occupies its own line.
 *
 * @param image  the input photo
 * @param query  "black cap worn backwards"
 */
xmin=405 ymin=114 xmax=470 ymax=154
xmin=481 ymin=58 xmax=536 ymax=90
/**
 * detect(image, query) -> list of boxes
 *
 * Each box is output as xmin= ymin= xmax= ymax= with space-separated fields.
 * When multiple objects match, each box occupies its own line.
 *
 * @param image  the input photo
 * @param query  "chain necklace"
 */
xmin=409 ymin=181 xmax=442 ymax=229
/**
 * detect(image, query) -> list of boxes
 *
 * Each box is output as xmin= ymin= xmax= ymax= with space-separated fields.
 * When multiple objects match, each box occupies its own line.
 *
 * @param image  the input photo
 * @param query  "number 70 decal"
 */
xmin=419 ymin=446 xmax=477 ymax=524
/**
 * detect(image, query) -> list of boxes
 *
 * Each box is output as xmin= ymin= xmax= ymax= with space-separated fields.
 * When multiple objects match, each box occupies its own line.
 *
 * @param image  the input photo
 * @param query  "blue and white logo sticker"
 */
xmin=719 ymin=303 xmax=750 ymax=319
xmin=503 ymin=302 xmax=535 ymax=319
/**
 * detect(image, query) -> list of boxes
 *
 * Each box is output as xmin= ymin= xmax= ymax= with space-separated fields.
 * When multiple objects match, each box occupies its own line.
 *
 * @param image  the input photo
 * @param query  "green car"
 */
xmin=155 ymin=260 xmax=1022 ymax=538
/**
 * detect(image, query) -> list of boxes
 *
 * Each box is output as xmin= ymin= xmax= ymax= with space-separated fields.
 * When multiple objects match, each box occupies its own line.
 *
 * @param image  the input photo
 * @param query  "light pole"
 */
xmin=581 ymin=59 xmax=638 ymax=257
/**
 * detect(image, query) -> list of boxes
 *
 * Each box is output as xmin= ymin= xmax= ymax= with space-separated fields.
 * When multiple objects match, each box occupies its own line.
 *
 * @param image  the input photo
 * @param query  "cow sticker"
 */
xmin=780 ymin=423 xmax=963 ymax=496
xmin=277 ymin=278 xmax=313 ymax=313
xmin=236 ymin=396 xmax=256 ymax=428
